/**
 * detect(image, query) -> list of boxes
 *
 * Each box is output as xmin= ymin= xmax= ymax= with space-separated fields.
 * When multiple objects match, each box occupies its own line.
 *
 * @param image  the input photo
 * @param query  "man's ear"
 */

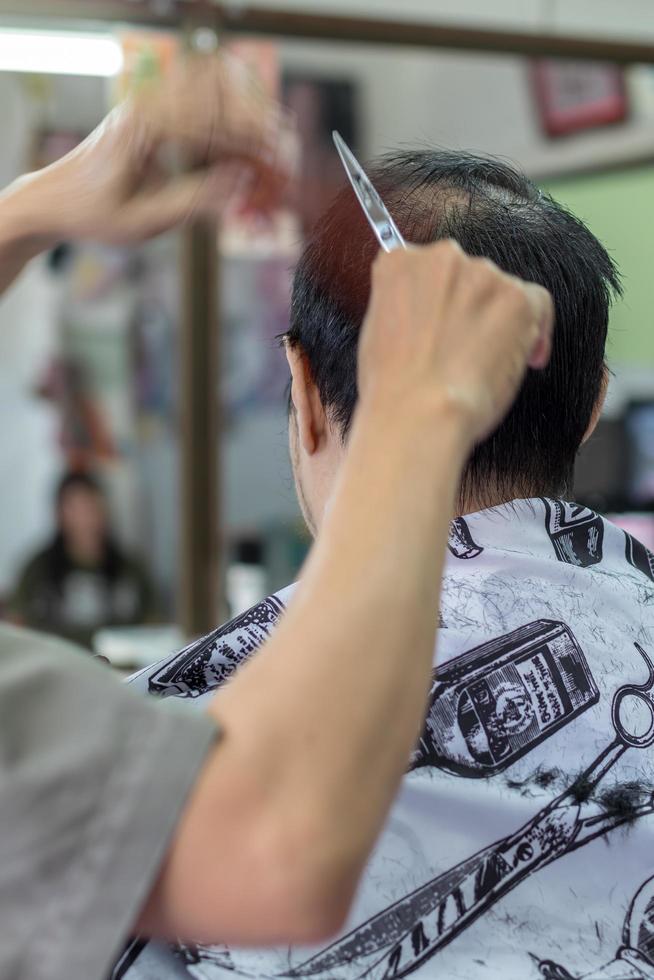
xmin=285 ymin=344 xmax=329 ymax=456
xmin=581 ymin=364 xmax=610 ymax=446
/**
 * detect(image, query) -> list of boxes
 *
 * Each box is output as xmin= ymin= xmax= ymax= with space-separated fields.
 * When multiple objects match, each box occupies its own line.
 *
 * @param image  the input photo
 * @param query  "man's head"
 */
xmin=285 ymin=149 xmax=621 ymax=534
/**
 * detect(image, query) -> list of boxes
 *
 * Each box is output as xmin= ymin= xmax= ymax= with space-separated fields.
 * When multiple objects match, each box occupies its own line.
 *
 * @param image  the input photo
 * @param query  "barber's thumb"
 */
xmin=524 ymin=283 xmax=554 ymax=371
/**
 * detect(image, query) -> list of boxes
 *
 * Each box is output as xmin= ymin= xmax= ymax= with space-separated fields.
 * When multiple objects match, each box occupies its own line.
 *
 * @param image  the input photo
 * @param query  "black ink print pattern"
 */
xmin=147 ymin=595 xmax=286 ymax=698
xmin=542 ymin=500 xmax=604 ymax=567
xmin=534 ymin=872 xmax=654 ymax=978
xmin=625 ymin=531 xmax=654 ymax=583
xmin=112 ymin=940 xmax=148 ymax=979
xmin=288 ymin=645 xmax=654 ymax=980
xmin=448 ymin=518 xmax=484 ymax=559
xmin=112 ymin=940 xmax=241 ymax=980
xmin=175 ymin=944 xmax=236 ymax=972
xmin=411 ymin=620 xmax=599 ymax=777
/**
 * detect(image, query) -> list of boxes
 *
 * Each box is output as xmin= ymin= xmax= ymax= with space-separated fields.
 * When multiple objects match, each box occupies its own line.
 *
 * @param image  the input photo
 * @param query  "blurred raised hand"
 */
xmin=2 ymin=51 xmax=298 ymax=252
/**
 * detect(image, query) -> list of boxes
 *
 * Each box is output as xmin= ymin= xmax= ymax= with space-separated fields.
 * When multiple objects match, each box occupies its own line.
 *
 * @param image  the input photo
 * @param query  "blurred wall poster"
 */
xmin=532 ymin=60 xmax=628 ymax=137
xmin=284 ymin=72 xmax=360 ymax=235
xmin=219 ymin=40 xmax=298 ymax=421
xmin=116 ymin=29 xmax=180 ymax=98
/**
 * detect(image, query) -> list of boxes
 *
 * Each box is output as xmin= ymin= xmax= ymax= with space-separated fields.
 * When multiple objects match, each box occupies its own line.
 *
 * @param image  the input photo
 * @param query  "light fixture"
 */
xmin=0 ymin=28 xmax=124 ymax=78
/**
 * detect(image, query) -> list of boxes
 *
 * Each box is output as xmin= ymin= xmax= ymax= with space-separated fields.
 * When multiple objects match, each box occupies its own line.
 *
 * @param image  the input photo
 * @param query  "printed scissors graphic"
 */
xmin=534 ymin=872 xmax=654 ymax=978
xmin=332 ymin=131 xmax=407 ymax=254
xmin=288 ymin=644 xmax=654 ymax=980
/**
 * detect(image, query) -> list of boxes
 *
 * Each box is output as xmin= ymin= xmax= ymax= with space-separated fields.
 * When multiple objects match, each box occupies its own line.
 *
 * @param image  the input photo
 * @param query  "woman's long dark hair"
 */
xmin=44 ymin=472 xmax=124 ymax=593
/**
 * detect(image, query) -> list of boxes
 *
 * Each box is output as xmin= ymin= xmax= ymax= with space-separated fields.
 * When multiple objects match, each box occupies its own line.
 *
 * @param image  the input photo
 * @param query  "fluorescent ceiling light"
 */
xmin=0 ymin=28 xmax=124 ymax=77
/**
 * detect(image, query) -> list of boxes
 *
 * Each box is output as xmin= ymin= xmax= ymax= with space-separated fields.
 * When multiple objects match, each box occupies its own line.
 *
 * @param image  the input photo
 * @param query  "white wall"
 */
xmin=0 ymin=73 xmax=107 ymax=594
xmin=279 ymin=40 xmax=654 ymax=177
xmin=237 ymin=0 xmax=654 ymax=43
xmin=0 ymin=257 xmax=60 ymax=596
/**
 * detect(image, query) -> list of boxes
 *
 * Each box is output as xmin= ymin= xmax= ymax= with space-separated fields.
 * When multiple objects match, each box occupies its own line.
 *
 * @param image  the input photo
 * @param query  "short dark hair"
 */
xmin=56 ymin=470 xmax=103 ymax=507
xmin=287 ymin=150 xmax=622 ymax=506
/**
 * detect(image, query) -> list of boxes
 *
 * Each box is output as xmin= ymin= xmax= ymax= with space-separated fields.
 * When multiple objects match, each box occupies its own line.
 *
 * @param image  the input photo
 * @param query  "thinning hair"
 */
xmin=287 ymin=150 xmax=622 ymax=507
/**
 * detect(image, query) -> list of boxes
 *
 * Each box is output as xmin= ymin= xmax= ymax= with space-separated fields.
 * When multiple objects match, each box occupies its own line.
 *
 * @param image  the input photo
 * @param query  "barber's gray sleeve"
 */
xmin=0 ymin=624 xmax=218 ymax=980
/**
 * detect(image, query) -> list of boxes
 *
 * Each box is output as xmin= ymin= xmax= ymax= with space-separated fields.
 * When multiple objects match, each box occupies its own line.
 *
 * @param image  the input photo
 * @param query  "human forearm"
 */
xmin=251 ymin=397 xmax=470 ymax=858
xmin=141 ymin=242 xmax=553 ymax=945
xmin=0 ymin=176 xmax=53 ymax=295
xmin=144 ymin=397 xmax=470 ymax=945
xmin=230 ymin=398 xmax=468 ymax=891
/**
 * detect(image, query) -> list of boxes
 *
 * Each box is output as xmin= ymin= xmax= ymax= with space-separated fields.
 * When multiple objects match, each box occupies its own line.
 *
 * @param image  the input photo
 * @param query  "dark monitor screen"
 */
xmin=573 ymin=417 xmax=627 ymax=512
xmin=625 ymin=401 xmax=654 ymax=508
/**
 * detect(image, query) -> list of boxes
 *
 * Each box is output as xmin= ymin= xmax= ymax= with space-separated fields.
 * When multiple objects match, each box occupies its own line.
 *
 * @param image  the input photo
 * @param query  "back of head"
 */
xmin=288 ymin=150 xmax=622 ymax=507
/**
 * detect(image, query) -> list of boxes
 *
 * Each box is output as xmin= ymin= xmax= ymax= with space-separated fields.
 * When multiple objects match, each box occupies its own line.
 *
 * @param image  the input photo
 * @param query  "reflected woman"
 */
xmin=9 ymin=471 xmax=156 ymax=649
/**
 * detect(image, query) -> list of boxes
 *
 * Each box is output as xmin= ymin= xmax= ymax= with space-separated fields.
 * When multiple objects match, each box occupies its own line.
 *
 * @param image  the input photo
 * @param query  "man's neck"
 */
xmin=455 ymin=488 xmax=524 ymax=520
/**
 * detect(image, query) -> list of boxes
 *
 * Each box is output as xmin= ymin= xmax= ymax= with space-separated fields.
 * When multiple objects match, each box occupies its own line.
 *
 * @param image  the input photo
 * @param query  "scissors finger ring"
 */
xmin=612 ymin=644 xmax=654 ymax=748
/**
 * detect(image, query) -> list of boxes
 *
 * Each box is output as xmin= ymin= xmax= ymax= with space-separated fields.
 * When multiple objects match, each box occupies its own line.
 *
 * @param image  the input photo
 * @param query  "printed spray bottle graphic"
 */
xmin=411 ymin=620 xmax=599 ymax=777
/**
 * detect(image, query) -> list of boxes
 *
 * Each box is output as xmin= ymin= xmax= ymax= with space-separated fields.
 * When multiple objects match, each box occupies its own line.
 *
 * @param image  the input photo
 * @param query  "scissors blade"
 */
xmin=332 ymin=130 xmax=406 ymax=253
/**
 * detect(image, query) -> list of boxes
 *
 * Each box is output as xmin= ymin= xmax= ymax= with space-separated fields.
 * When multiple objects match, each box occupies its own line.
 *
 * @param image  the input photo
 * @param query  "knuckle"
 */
xmin=438 ymin=237 xmax=463 ymax=255
xmin=468 ymin=259 xmax=497 ymax=288
xmin=432 ymin=238 xmax=464 ymax=266
xmin=536 ymin=284 xmax=555 ymax=316
xmin=471 ymin=256 xmax=499 ymax=277
xmin=502 ymin=279 xmax=531 ymax=313
xmin=378 ymin=248 xmax=409 ymax=273
xmin=371 ymin=250 xmax=388 ymax=275
xmin=424 ymin=239 xmax=467 ymax=285
xmin=371 ymin=248 xmax=406 ymax=284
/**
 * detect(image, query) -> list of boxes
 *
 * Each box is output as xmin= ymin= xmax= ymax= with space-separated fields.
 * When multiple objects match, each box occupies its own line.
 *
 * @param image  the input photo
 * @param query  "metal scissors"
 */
xmin=332 ymin=130 xmax=407 ymax=253
xmin=288 ymin=644 xmax=654 ymax=980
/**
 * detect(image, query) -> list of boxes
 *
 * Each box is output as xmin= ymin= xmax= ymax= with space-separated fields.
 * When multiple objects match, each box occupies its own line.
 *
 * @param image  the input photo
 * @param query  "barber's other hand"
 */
xmin=358 ymin=240 xmax=553 ymax=448
xmin=10 ymin=53 xmax=298 ymax=247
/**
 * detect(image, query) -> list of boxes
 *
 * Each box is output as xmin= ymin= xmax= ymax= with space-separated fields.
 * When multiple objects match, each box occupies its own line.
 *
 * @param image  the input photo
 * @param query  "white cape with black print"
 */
xmin=113 ymin=499 xmax=654 ymax=980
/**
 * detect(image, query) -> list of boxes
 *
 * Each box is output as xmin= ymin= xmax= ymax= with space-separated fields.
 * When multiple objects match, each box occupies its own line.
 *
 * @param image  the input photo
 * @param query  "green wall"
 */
xmin=545 ymin=165 xmax=654 ymax=366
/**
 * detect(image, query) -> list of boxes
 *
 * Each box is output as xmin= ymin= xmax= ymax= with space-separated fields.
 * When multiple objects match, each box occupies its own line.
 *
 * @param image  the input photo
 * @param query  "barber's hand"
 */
xmin=11 ymin=53 xmax=298 ymax=247
xmin=358 ymin=240 xmax=553 ymax=447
